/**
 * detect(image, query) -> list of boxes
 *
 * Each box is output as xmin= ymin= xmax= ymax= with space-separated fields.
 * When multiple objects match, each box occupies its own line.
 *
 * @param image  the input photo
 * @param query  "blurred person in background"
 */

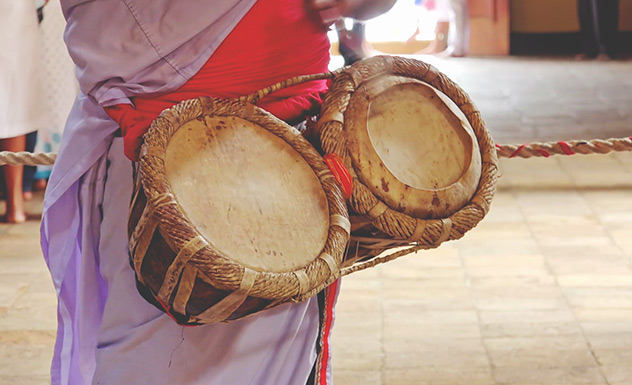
xmin=23 ymin=0 xmax=50 ymax=202
xmin=26 ymin=0 xmax=78 ymax=199
xmin=412 ymin=0 xmax=469 ymax=57
xmin=41 ymin=1 xmax=395 ymax=384
xmin=0 ymin=1 xmax=46 ymax=222
xmin=576 ymin=0 xmax=620 ymax=60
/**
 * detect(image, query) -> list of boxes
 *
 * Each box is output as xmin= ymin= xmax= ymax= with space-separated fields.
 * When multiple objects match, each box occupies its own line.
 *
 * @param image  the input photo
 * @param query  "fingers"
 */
xmin=308 ymin=0 xmax=338 ymax=11
xmin=306 ymin=0 xmax=344 ymax=28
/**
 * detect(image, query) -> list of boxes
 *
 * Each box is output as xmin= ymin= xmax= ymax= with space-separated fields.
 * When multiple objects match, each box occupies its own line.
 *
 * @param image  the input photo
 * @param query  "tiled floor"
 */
xmin=333 ymin=151 xmax=632 ymax=385
xmin=1 ymin=55 xmax=631 ymax=385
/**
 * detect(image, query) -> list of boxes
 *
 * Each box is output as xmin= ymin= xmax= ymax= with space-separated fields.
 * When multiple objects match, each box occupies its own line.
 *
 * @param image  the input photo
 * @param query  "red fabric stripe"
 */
xmin=537 ymin=149 xmax=550 ymax=158
xmin=319 ymin=279 xmax=339 ymax=385
xmin=106 ymin=0 xmax=330 ymax=161
xmin=323 ymin=154 xmax=353 ymax=199
xmin=509 ymin=144 xmax=526 ymax=158
xmin=558 ymin=141 xmax=575 ymax=155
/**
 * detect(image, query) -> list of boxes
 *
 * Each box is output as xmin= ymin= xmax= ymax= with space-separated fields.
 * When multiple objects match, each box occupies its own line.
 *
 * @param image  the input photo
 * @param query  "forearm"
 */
xmin=343 ymin=0 xmax=397 ymax=20
xmin=307 ymin=0 xmax=396 ymax=26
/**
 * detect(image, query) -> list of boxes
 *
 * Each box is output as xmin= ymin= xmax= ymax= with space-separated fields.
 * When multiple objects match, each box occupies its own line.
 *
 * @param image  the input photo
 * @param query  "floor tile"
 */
xmin=4 ymin=56 xmax=632 ymax=384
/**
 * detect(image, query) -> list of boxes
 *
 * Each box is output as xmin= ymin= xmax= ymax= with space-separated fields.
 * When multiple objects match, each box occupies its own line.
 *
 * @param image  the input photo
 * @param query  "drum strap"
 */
xmin=140 ymin=146 xmax=165 ymax=159
xmin=318 ymin=111 xmax=344 ymax=126
xmin=318 ymin=252 xmax=338 ymax=277
xmin=172 ymin=265 xmax=198 ymax=315
xmin=157 ymin=235 xmax=208 ymax=303
xmin=407 ymin=219 xmax=427 ymax=242
xmin=434 ymin=218 xmax=453 ymax=246
xmin=293 ymin=270 xmax=310 ymax=295
xmin=330 ymin=214 xmax=351 ymax=236
xmin=367 ymin=201 xmax=388 ymax=218
xmin=193 ymin=267 xmax=257 ymax=323
xmin=316 ymin=169 xmax=335 ymax=181
xmin=346 ymin=67 xmax=364 ymax=89
xmin=130 ymin=216 xmax=158 ymax=285
xmin=129 ymin=193 xmax=178 ymax=284
xmin=470 ymin=194 xmax=490 ymax=214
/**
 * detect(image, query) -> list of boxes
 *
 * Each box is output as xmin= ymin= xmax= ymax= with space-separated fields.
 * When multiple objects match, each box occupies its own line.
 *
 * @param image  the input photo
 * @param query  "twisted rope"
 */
xmin=241 ymin=71 xmax=340 ymax=104
xmin=341 ymin=243 xmax=433 ymax=276
xmin=0 ymin=151 xmax=56 ymax=166
xmin=496 ymin=136 xmax=632 ymax=158
xmin=6 ymin=135 xmax=629 ymax=167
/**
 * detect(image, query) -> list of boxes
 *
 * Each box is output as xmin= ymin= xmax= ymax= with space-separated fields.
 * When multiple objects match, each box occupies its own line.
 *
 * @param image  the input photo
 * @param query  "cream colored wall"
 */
xmin=511 ymin=0 xmax=632 ymax=33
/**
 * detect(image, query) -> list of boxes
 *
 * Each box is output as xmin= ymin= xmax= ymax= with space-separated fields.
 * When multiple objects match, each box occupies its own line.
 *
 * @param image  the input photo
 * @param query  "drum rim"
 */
xmin=135 ymin=96 xmax=350 ymax=305
xmin=344 ymin=76 xmax=482 ymax=219
xmin=317 ymin=55 xmax=499 ymax=248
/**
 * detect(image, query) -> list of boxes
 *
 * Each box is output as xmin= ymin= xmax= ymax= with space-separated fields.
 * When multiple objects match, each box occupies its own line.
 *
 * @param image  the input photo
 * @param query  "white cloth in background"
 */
xmin=447 ymin=0 xmax=470 ymax=56
xmin=36 ymin=0 xmax=78 ymax=177
xmin=0 ymin=1 xmax=47 ymax=138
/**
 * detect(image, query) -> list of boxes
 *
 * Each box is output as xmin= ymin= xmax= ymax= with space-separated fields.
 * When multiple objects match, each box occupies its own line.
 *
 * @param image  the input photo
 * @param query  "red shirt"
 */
xmin=106 ymin=0 xmax=330 ymax=161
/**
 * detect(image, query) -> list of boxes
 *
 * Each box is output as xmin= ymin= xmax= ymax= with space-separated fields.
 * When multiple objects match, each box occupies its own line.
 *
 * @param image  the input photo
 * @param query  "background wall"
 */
xmin=510 ymin=0 xmax=632 ymax=33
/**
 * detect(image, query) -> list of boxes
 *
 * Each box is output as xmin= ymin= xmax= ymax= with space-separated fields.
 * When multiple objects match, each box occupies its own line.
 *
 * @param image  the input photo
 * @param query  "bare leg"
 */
xmin=1 ymin=135 xmax=27 ymax=223
xmin=23 ymin=131 xmax=38 ymax=201
xmin=446 ymin=0 xmax=469 ymax=56
xmin=406 ymin=25 xmax=421 ymax=44
xmin=415 ymin=21 xmax=450 ymax=54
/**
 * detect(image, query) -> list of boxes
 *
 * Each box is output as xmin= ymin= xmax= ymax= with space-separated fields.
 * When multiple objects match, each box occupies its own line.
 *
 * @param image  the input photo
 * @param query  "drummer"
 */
xmin=41 ymin=1 xmax=395 ymax=385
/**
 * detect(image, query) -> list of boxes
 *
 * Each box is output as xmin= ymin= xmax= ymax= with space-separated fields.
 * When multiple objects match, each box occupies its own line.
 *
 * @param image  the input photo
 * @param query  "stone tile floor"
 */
xmin=1 ymin=55 xmax=631 ymax=385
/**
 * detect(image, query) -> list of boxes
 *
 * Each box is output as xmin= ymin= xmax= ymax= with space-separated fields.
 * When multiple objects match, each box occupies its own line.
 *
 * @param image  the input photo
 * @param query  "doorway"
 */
xmin=330 ymin=0 xmax=510 ymax=56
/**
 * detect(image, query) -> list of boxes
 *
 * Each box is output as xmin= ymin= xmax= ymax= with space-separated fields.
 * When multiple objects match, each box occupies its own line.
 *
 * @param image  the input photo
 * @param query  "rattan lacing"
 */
xmin=137 ymin=97 xmax=349 ymax=306
xmin=315 ymin=56 xmax=499 ymax=273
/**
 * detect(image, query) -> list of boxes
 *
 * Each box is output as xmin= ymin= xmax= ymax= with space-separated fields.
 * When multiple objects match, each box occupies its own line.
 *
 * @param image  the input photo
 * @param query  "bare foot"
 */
xmin=414 ymin=36 xmax=448 ymax=55
xmin=434 ymin=47 xmax=467 ymax=58
xmin=34 ymin=179 xmax=47 ymax=191
xmin=5 ymin=210 xmax=27 ymax=224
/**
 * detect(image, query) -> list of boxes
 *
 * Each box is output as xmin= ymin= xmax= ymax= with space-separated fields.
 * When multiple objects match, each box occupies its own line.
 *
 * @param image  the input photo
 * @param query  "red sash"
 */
xmin=106 ymin=0 xmax=330 ymax=161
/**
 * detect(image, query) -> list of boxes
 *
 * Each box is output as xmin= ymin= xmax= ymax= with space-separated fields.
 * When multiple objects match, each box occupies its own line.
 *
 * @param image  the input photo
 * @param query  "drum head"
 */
xmin=345 ymin=75 xmax=481 ymax=218
xmin=165 ymin=116 xmax=330 ymax=273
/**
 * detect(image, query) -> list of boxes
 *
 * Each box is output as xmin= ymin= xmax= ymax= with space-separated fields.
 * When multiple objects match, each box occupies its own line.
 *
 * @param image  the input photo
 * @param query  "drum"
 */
xmin=315 ymin=56 xmax=498 ymax=267
xmin=128 ymin=97 xmax=350 ymax=325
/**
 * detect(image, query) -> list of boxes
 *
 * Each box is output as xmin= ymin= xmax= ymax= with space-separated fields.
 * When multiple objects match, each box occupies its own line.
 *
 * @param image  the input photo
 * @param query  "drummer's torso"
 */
xmin=132 ymin=0 xmax=331 ymax=123
xmin=191 ymin=0 xmax=331 ymax=95
xmin=63 ymin=0 xmax=329 ymax=108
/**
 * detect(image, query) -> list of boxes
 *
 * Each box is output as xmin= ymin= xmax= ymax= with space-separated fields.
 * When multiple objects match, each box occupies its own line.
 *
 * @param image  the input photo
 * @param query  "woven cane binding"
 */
xmin=316 ymin=56 xmax=499 ymax=270
xmin=129 ymin=97 xmax=349 ymax=325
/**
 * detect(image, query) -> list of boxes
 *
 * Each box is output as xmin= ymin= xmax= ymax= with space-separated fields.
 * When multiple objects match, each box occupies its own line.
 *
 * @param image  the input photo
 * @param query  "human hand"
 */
xmin=306 ymin=0 xmax=345 ymax=27
xmin=104 ymin=104 xmax=157 ymax=161
xmin=306 ymin=0 xmax=396 ymax=27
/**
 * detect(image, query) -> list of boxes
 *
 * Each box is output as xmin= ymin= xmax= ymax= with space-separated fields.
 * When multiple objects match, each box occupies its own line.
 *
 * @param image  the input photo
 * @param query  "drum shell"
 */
xmin=128 ymin=97 xmax=350 ymax=325
xmin=315 ymin=56 xmax=499 ymax=264
xmin=128 ymin=184 xmax=272 ymax=323
xmin=344 ymin=74 xmax=482 ymax=220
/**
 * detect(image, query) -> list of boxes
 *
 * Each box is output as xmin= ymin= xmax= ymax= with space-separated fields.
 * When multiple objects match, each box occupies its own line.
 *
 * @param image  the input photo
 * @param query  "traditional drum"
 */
xmin=128 ymin=97 xmax=350 ymax=325
xmin=315 ymin=56 xmax=498 ymax=268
